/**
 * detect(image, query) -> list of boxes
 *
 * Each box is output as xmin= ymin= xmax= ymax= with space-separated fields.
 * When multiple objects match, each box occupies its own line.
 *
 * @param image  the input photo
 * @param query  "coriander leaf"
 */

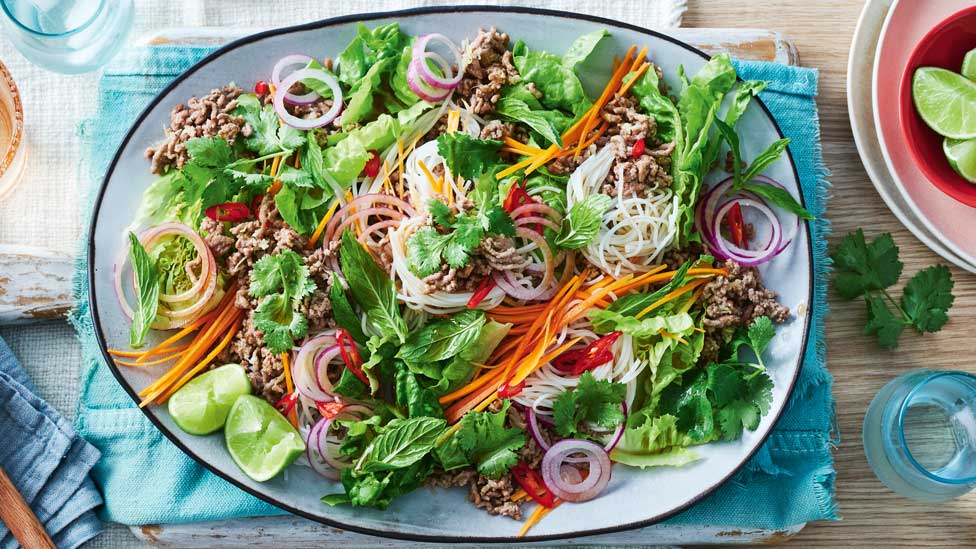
xmin=398 ymin=309 xmax=486 ymax=365
xmin=484 ymin=205 xmax=516 ymax=237
xmin=863 ymin=293 xmax=905 ymax=349
xmin=248 ymin=250 xmax=315 ymax=303
xmin=234 ymin=95 xmax=288 ymax=156
xmin=275 ymin=164 xmax=314 ymax=188
xmin=329 ymin=273 xmax=367 ymax=344
xmin=555 ymin=194 xmax=611 ymax=249
xmin=453 ymin=400 xmax=526 ymax=479
xmin=831 ymin=230 xmax=903 ymax=299
xmin=406 ymin=226 xmax=447 ymax=277
xmin=253 ymin=293 xmax=308 ymax=353
xmin=436 ymin=133 xmax=503 ymax=180
xmin=225 ymin=168 xmax=274 ymax=188
xmin=901 ymin=265 xmax=954 ymax=333
xmin=553 ymin=372 xmax=626 ymax=439
xmin=428 ymin=199 xmax=455 ymax=229
xmin=359 ymin=416 xmax=446 ymax=473
xmin=339 ymin=230 xmax=408 ymax=343
xmin=184 ymin=137 xmax=234 ymax=168
xmin=706 ymin=363 xmax=773 ymax=440
xmin=338 ymin=457 xmax=433 ymax=509
xmin=747 ymin=316 xmax=776 ymax=355
xmin=740 ymin=182 xmax=814 ymax=220
xmin=127 ymin=232 xmax=160 ymax=348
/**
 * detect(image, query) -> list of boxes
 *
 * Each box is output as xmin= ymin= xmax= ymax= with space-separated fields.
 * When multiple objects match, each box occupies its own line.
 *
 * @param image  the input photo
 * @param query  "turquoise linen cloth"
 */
xmin=70 ymin=45 xmax=837 ymax=528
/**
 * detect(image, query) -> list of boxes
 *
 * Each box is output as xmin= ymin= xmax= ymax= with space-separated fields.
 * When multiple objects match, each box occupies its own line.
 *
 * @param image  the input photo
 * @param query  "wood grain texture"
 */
xmin=685 ymin=0 xmax=976 ymax=547
xmin=0 ymin=245 xmax=74 ymax=324
xmin=0 ymin=466 xmax=56 ymax=549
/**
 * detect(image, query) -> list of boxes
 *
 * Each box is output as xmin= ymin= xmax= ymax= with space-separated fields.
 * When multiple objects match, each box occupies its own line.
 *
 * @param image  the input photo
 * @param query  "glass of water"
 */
xmin=0 ymin=0 xmax=134 ymax=74
xmin=863 ymin=369 xmax=976 ymax=502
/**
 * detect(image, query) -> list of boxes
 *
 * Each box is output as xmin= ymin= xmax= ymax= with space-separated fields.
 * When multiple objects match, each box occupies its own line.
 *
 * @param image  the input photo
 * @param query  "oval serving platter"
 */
xmin=88 ymin=6 xmax=812 ymax=542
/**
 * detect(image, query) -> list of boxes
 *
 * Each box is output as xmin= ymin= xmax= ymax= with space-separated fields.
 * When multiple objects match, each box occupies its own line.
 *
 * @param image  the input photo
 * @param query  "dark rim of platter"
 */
xmin=88 ymin=4 xmax=814 ymax=543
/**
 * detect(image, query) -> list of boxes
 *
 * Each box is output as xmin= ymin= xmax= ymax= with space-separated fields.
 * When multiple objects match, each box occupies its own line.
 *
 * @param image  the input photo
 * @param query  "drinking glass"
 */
xmin=863 ymin=369 xmax=976 ymax=502
xmin=0 ymin=0 xmax=134 ymax=74
xmin=0 ymin=59 xmax=26 ymax=202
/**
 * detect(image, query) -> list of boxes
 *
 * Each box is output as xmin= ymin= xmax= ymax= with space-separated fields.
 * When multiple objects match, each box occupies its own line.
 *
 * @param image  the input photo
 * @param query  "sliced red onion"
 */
xmin=293 ymin=333 xmax=339 ymax=401
xmin=312 ymin=345 xmax=343 ymax=395
xmin=273 ymin=68 xmax=342 ymax=130
xmin=306 ymin=418 xmax=340 ymax=480
xmin=323 ymin=193 xmax=417 ymax=245
xmin=271 ymin=54 xmax=320 ymax=105
xmin=412 ymin=34 xmax=464 ymax=89
xmin=509 ymin=203 xmax=563 ymax=224
xmin=406 ymin=64 xmax=453 ymax=102
xmin=526 ymin=408 xmax=551 ymax=451
xmin=491 ymin=228 xmax=555 ymax=301
xmin=541 ymin=439 xmax=612 ymax=503
xmin=515 ymin=216 xmax=562 ymax=232
xmin=560 ymin=464 xmax=584 ymax=485
xmin=320 ymin=404 xmax=374 ymax=471
xmin=602 ymin=403 xmax=627 ymax=452
xmin=712 ymin=198 xmax=783 ymax=267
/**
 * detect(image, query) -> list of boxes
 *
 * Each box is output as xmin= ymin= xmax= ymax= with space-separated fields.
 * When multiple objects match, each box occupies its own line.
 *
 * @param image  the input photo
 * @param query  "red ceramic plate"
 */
xmin=899 ymin=6 xmax=976 ymax=206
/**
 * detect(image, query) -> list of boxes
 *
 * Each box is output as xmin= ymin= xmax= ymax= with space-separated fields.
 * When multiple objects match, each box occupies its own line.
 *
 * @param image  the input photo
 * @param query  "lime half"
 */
xmin=168 ymin=363 xmax=251 ymax=435
xmin=225 ymin=395 xmax=305 ymax=482
xmin=944 ymin=137 xmax=976 ymax=183
xmin=962 ymin=49 xmax=976 ymax=81
xmin=913 ymin=67 xmax=976 ymax=139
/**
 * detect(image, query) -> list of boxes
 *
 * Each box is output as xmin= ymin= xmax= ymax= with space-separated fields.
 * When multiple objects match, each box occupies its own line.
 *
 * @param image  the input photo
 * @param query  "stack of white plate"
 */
xmin=848 ymin=0 xmax=976 ymax=273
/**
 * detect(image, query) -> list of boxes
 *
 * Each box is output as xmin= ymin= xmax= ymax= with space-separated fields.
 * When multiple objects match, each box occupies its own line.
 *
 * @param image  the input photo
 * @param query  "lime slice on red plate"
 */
xmin=912 ymin=67 xmax=976 ymax=139
xmin=961 ymin=49 xmax=976 ymax=81
xmin=944 ymin=137 xmax=976 ymax=183
xmin=225 ymin=394 xmax=305 ymax=482
xmin=168 ymin=363 xmax=251 ymax=435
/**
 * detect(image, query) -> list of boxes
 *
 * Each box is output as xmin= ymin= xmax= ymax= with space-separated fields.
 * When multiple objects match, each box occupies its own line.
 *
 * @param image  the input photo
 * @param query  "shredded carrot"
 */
xmin=307 ymin=197 xmax=343 ymax=249
xmin=418 ymin=160 xmax=441 ymax=194
xmin=511 ymin=489 xmax=528 ymax=502
xmin=573 ymin=44 xmax=637 ymax=158
xmin=294 ymin=155 xmax=301 ymax=169
xmin=114 ymin=348 xmax=188 ymax=367
xmin=495 ymin=154 xmax=540 ymax=179
xmin=108 ymin=310 xmax=217 ymax=359
xmin=152 ymin=313 xmax=243 ymax=404
xmin=502 ymin=137 xmax=543 ymax=154
xmin=270 ymin=155 xmax=282 ymax=178
xmin=523 ymin=145 xmax=561 ymax=176
xmin=680 ymin=284 xmax=708 ymax=314
xmin=381 ymin=161 xmax=392 ymax=194
xmin=446 ymin=109 xmax=461 ymax=134
xmin=396 ymin=140 xmax=406 ymax=197
xmin=618 ymin=62 xmax=650 ymax=97
xmin=612 ymin=55 xmax=620 ymax=72
xmin=518 ymin=500 xmax=563 ymax=537
xmin=282 ymin=351 xmax=298 ymax=427
xmin=629 ymin=46 xmax=648 ymax=73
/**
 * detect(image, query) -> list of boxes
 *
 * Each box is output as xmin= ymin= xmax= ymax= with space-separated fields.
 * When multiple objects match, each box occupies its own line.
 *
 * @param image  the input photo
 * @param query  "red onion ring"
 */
xmin=509 ymin=203 xmax=563 ymax=224
xmin=318 ymin=404 xmax=373 ymax=472
xmin=323 ymin=193 xmax=417 ymax=245
xmin=602 ymin=403 xmax=627 ymax=452
xmin=271 ymin=54 xmax=321 ymax=105
xmin=526 ymin=408 xmax=552 ymax=451
xmin=411 ymin=34 xmax=464 ymax=89
xmin=273 ymin=68 xmax=342 ymax=130
xmin=541 ymin=439 xmax=612 ymax=503
xmin=294 ymin=333 xmax=339 ymax=401
xmin=515 ymin=216 xmax=562 ymax=232
xmin=492 ymin=228 xmax=555 ymax=301
xmin=306 ymin=418 xmax=340 ymax=480
xmin=560 ymin=464 xmax=584 ymax=485
xmin=406 ymin=64 xmax=453 ymax=102
xmin=712 ymin=198 xmax=782 ymax=267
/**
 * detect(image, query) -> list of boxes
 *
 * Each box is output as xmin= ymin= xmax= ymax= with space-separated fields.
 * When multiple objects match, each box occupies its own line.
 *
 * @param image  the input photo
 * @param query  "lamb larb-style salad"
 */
xmin=109 ymin=23 xmax=811 ymax=535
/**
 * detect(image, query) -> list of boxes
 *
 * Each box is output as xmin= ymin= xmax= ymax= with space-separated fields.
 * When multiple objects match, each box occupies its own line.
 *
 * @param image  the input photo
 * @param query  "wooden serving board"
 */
xmin=0 ymin=26 xmax=802 ymax=546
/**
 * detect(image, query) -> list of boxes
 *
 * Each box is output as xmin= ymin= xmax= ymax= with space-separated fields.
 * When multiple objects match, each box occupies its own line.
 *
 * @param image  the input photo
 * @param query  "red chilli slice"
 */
xmin=363 ymin=150 xmax=381 ymax=178
xmin=316 ymin=400 xmax=346 ymax=420
xmin=551 ymin=332 xmax=622 ymax=376
xmin=511 ymin=461 xmax=555 ymax=508
xmin=497 ymin=379 xmax=525 ymax=398
xmin=467 ymin=278 xmax=496 ymax=309
xmin=336 ymin=329 xmax=369 ymax=386
xmin=275 ymin=392 xmax=299 ymax=416
xmin=205 ymin=202 xmax=251 ymax=222
xmin=631 ymin=139 xmax=646 ymax=158
xmin=254 ymin=80 xmax=269 ymax=96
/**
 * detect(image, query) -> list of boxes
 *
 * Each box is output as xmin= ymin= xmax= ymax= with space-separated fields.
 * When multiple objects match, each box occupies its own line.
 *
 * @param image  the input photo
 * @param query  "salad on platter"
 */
xmin=108 ymin=23 xmax=811 ymax=535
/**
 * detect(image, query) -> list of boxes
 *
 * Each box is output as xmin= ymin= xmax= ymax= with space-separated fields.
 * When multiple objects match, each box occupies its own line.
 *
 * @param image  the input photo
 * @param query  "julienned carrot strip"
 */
xmin=680 ymin=284 xmax=708 ymax=314
xmin=108 ymin=309 xmax=218 ymax=358
xmin=518 ymin=500 xmax=563 ymax=537
xmin=152 ymin=312 xmax=243 ymax=404
xmin=138 ymin=283 xmax=238 ymax=399
xmin=634 ymin=277 xmax=711 ymax=320
xmin=496 ymin=153 xmax=542 ymax=179
xmin=418 ymin=159 xmax=440 ymax=193
xmin=618 ymin=62 xmax=650 ymax=97
xmin=511 ymin=489 xmax=528 ymax=502
xmin=439 ymin=366 xmax=506 ymax=405
xmin=503 ymin=137 xmax=543 ymax=154
xmin=574 ymin=44 xmax=637 ymax=157
xmin=307 ymin=197 xmax=343 ymax=249
xmin=629 ymin=46 xmax=648 ymax=73
xmin=115 ymin=348 xmax=188 ymax=367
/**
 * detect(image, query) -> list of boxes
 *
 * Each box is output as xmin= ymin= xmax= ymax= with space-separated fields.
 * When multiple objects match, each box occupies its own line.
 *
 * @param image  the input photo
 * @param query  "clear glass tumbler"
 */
xmin=863 ymin=369 xmax=976 ymax=502
xmin=0 ymin=0 xmax=134 ymax=74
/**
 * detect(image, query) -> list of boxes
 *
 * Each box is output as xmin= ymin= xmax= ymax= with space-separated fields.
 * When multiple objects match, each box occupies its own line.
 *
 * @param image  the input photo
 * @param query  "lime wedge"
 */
xmin=225 ymin=395 xmax=305 ymax=482
xmin=168 ymin=363 xmax=251 ymax=435
xmin=912 ymin=67 xmax=976 ymax=139
xmin=962 ymin=49 xmax=976 ymax=81
xmin=944 ymin=137 xmax=976 ymax=183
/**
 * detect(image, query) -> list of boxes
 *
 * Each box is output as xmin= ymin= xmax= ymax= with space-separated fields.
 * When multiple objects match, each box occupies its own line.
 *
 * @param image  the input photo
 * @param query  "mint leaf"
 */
xmin=398 ymin=309 xmax=486 ymax=364
xmin=127 ymin=232 xmax=160 ymax=348
xmin=740 ymin=182 xmax=814 ymax=220
xmin=339 ymin=231 xmax=408 ymax=343
xmin=359 ymin=416 xmax=446 ymax=473
xmin=555 ymin=194 xmax=612 ymax=249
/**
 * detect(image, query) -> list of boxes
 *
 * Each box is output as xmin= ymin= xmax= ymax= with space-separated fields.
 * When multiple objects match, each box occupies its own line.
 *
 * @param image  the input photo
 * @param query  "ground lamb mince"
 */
xmin=421 ymin=236 xmax=530 ymax=294
xmin=457 ymin=28 xmax=519 ymax=115
xmin=700 ymin=259 xmax=791 ymax=362
xmin=206 ymin=194 xmax=337 ymax=402
xmin=145 ymin=84 xmax=248 ymax=175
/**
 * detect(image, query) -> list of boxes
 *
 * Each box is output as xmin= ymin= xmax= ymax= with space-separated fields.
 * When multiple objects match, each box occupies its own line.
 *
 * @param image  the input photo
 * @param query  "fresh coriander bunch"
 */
xmin=831 ymin=229 xmax=955 ymax=349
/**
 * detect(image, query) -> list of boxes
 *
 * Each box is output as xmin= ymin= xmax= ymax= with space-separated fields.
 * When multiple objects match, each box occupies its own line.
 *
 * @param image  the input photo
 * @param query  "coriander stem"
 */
xmin=880 ymin=289 xmax=910 ymax=322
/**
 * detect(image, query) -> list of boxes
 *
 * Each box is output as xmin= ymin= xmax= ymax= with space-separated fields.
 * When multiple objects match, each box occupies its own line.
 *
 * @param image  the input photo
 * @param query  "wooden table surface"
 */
xmin=686 ymin=0 xmax=976 ymax=546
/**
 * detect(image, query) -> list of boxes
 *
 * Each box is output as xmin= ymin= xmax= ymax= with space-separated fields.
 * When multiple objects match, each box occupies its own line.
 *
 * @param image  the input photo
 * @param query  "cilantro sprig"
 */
xmin=406 ymin=199 xmax=515 ymax=277
xmin=553 ymin=372 xmax=627 ymax=440
xmin=831 ymin=229 xmax=954 ymax=348
xmin=249 ymin=250 xmax=316 ymax=353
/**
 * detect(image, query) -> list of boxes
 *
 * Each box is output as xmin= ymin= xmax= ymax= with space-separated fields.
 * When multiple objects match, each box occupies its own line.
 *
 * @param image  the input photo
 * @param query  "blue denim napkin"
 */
xmin=69 ymin=46 xmax=837 ymax=529
xmin=0 ymin=337 xmax=103 ymax=549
